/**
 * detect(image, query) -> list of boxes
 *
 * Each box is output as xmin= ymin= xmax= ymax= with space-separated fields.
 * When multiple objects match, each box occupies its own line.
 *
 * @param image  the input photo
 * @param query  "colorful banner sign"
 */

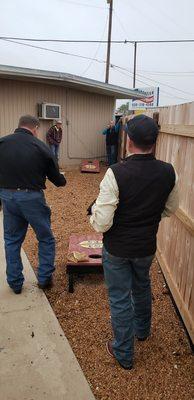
xmin=132 ymin=87 xmax=159 ymax=109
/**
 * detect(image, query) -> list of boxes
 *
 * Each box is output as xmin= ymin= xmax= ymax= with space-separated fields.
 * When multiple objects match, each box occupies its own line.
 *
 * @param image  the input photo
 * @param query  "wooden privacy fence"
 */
xmin=155 ymin=122 xmax=194 ymax=345
xmin=121 ymin=103 xmax=194 ymax=344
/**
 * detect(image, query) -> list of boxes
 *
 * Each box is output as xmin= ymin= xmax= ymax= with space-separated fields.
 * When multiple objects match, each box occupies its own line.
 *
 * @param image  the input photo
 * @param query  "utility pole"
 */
xmin=105 ymin=0 xmax=113 ymax=83
xmin=133 ymin=41 xmax=137 ymax=88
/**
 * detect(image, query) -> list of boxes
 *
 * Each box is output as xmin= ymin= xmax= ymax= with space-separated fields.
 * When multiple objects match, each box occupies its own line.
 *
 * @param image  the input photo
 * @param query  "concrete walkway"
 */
xmin=0 ymin=215 xmax=95 ymax=400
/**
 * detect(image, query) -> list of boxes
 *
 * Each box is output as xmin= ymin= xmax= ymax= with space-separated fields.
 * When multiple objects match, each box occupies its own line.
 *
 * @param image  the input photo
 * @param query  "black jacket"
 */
xmin=105 ymin=127 xmax=119 ymax=146
xmin=46 ymin=125 xmax=62 ymax=145
xmin=0 ymin=128 xmax=66 ymax=190
xmin=103 ymin=154 xmax=175 ymax=258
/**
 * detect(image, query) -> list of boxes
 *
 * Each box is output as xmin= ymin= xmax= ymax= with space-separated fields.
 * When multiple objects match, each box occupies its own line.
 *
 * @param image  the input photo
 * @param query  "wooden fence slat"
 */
xmin=184 ymin=242 xmax=194 ymax=310
xmin=161 ymin=124 xmax=194 ymax=138
xmin=157 ymin=248 xmax=194 ymax=344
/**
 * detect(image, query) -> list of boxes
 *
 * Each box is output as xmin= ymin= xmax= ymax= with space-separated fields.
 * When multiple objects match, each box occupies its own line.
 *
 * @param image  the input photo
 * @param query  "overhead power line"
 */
xmin=113 ymin=10 xmax=129 ymax=38
xmin=1 ymin=39 xmax=106 ymax=65
xmin=134 ymin=71 xmax=194 ymax=97
xmin=81 ymin=16 xmax=109 ymax=75
xmin=137 ymin=69 xmax=194 ymax=76
xmin=2 ymin=37 xmax=194 ymax=101
xmin=159 ymin=89 xmax=192 ymax=102
xmin=124 ymin=1 xmax=173 ymax=37
xmin=113 ymin=65 xmax=194 ymax=97
xmin=62 ymin=0 xmax=107 ymax=9
xmin=113 ymin=67 xmax=193 ymax=102
xmin=1 ymin=36 xmax=194 ymax=44
xmin=0 ymin=36 xmax=129 ymax=43
xmin=114 ymin=68 xmax=191 ymax=102
xmin=148 ymin=0 xmax=192 ymax=36
xmin=132 ymin=39 xmax=194 ymax=43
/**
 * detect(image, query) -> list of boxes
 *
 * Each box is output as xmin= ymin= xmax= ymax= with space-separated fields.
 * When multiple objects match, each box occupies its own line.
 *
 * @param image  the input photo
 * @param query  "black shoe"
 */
xmin=38 ymin=278 xmax=53 ymax=290
xmin=136 ymin=336 xmax=149 ymax=342
xmin=12 ymin=288 xmax=22 ymax=294
xmin=106 ymin=340 xmax=133 ymax=370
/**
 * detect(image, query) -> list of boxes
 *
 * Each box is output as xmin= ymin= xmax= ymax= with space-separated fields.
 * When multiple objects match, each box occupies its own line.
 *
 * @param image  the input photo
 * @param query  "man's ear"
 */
xmin=127 ymin=137 xmax=135 ymax=152
xmin=32 ymin=127 xmax=38 ymax=137
xmin=127 ymin=136 xmax=131 ymax=148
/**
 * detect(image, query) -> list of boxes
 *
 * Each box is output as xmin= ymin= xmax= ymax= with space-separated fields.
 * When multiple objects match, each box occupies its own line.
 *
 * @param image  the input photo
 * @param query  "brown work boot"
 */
xmin=38 ymin=278 xmax=53 ymax=290
xmin=106 ymin=340 xmax=133 ymax=370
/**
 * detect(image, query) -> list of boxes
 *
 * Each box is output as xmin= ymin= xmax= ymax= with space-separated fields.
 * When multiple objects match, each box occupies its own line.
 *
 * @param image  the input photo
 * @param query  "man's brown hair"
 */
xmin=135 ymin=143 xmax=154 ymax=152
xmin=18 ymin=115 xmax=40 ymax=129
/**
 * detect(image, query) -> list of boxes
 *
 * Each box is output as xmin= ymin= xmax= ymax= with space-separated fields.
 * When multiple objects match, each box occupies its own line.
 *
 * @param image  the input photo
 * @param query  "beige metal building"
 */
xmin=0 ymin=65 xmax=141 ymax=166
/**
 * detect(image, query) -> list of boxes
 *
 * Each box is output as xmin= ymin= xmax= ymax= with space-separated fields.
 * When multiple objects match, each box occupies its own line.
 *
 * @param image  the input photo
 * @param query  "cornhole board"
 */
xmin=66 ymin=233 xmax=103 ymax=293
xmin=81 ymin=159 xmax=100 ymax=173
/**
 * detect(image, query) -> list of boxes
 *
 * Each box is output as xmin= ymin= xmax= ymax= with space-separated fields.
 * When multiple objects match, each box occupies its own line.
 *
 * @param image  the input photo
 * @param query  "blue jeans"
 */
xmin=106 ymin=144 xmax=118 ymax=166
xmin=102 ymin=246 xmax=154 ymax=367
xmin=0 ymin=189 xmax=55 ymax=290
xmin=50 ymin=144 xmax=60 ymax=161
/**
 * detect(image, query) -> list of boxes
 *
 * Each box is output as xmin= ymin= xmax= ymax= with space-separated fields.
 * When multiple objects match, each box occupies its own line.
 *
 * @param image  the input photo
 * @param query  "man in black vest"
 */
xmin=90 ymin=114 xmax=179 ymax=370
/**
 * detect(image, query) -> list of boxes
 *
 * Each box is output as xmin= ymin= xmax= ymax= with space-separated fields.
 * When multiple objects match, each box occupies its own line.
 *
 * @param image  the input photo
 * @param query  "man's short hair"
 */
xmin=18 ymin=115 xmax=40 ymax=129
xmin=126 ymin=114 xmax=159 ymax=148
xmin=134 ymin=142 xmax=154 ymax=152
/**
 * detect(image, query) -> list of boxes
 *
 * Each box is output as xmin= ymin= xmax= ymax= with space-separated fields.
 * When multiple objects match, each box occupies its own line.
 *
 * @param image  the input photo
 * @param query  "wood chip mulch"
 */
xmin=23 ymin=167 xmax=194 ymax=400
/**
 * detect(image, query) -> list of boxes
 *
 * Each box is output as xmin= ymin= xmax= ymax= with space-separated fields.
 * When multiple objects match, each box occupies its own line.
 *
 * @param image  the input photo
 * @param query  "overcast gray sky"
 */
xmin=1 ymin=0 xmax=194 ymax=106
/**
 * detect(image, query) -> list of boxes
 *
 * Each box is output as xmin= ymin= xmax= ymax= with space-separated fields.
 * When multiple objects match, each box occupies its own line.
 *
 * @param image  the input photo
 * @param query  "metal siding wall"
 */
xmin=0 ymin=78 xmax=66 ymax=139
xmin=0 ymin=78 xmax=115 ymax=166
xmin=66 ymin=89 xmax=114 ymax=162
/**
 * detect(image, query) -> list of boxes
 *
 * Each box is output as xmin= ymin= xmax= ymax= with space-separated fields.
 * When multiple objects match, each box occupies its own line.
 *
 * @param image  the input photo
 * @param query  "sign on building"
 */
xmin=132 ymin=87 xmax=159 ymax=109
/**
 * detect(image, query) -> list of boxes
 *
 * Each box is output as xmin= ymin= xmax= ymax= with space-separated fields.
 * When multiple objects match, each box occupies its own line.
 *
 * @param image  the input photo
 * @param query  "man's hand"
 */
xmin=87 ymin=200 xmax=96 ymax=216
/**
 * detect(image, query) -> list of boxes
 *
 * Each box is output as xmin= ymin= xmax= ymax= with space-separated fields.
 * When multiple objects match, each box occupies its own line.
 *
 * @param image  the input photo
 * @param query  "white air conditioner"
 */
xmin=37 ymin=103 xmax=61 ymax=120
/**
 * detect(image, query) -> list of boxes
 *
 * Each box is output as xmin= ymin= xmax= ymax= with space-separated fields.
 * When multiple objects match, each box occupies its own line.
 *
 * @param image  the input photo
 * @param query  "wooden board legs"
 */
xmin=68 ymin=273 xmax=74 ymax=293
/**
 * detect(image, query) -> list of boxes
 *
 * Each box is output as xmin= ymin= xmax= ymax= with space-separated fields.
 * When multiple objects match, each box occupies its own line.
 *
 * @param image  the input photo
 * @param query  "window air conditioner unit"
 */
xmin=37 ymin=103 xmax=61 ymax=120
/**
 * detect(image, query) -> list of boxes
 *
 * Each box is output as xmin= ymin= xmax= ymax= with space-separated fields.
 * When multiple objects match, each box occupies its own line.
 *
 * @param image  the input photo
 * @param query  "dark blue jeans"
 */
xmin=102 ymin=246 xmax=154 ymax=368
xmin=106 ymin=144 xmax=118 ymax=166
xmin=49 ymin=144 xmax=60 ymax=161
xmin=0 ymin=189 xmax=55 ymax=290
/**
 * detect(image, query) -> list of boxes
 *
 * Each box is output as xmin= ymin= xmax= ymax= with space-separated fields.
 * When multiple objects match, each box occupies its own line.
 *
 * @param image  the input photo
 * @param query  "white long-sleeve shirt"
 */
xmin=90 ymin=165 xmax=179 ymax=233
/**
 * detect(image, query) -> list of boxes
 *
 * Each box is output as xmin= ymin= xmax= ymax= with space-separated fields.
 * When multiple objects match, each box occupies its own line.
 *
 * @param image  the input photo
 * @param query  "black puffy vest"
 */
xmin=103 ymin=154 xmax=175 ymax=258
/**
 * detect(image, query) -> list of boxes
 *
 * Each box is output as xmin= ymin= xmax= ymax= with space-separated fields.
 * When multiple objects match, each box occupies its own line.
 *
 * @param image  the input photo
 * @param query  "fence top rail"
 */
xmin=175 ymin=208 xmax=194 ymax=237
xmin=160 ymin=124 xmax=194 ymax=138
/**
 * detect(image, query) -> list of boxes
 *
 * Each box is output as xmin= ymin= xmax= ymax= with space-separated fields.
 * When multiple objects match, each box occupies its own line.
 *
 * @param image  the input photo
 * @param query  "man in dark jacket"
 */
xmin=0 ymin=115 xmax=66 ymax=294
xmin=46 ymin=120 xmax=62 ymax=161
xmin=90 ymin=115 xmax=179 ymax=369
xmin=103 ymin=120 xmax=120 ymax=165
